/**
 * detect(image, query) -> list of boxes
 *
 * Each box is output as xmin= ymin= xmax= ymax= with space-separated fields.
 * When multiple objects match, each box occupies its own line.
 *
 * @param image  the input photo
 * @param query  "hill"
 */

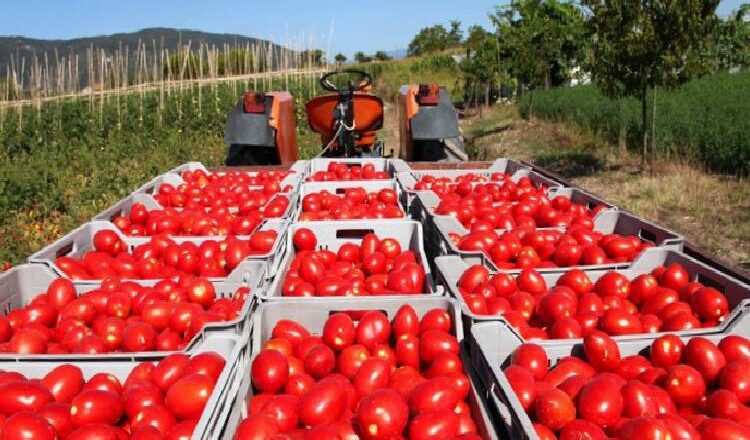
xmin=0 ymin=27 xmax=287 ymax=84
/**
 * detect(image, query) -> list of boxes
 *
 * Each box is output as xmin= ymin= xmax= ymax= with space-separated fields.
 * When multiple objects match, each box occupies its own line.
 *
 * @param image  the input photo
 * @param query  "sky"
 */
xmin=0 ymin=0 xmax=745 ymax=58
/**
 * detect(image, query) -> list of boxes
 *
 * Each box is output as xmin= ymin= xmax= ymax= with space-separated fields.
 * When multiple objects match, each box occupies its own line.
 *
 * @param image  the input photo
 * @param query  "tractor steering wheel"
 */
xmin=320 ymin=69 xmax=372 ymax=93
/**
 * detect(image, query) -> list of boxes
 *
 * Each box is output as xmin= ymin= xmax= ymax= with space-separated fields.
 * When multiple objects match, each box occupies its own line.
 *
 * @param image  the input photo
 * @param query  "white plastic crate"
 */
xmin=262 ymin=220 xmax=440 ymax=300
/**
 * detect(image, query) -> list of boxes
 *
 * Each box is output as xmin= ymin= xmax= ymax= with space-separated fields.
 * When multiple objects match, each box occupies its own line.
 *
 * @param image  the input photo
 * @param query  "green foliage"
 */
xmin=493 ymin=0 xmax=587 ymax=88
xmin=0 ymin=78 xmax=319 ymax=264
xmin=407 ymin=24 xmax=454 ymax=56
xmin=354 ymin=51 xmax=372 ymax=63
xmin=334 ymin=53 xmax=347 ymax=63
xmin=373 ymin=51 xmax=392 ymax=62
xmin=518 ymin=72 xmax=750 ymax=174
xmin=700 ymin=5 xmax=750 ymax=72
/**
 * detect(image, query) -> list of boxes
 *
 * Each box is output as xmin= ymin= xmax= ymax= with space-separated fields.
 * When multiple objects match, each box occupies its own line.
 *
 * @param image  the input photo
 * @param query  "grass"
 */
xmin=461 ymin=106 xmax=750 ymax=268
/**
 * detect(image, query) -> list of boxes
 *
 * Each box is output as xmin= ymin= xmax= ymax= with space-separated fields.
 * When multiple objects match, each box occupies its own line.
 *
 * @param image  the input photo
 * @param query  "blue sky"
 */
xmin=0 ymin=0 xmax=745 ymax=58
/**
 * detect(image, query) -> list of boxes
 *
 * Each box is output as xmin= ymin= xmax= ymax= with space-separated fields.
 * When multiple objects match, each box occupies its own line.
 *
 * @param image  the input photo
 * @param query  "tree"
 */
xmin=373 ymin=51 xmax=392 ymax=61
xmin=299 ymin=49 xmax=325 ymax=67
xmin=492 ymin=0 xmax=587 ymax=90
xmin=448 ymin=20 xmax=464 ymax=46
xmin=334 ymin=53 xmax=347 ymax=65
xmin=407 ymin=24 xmax=451 ymax=56
xmin=704 ymin=4 xmax=750 ymax=72
xmin=461 ymin=31 xmax=504 ymax=107
xmin=354 ymin=51 xmax=372 ymax=63
xmin=465 ymin=25 xmax=489 ymax=57
xmin=583 ymin=0 xmax=719 ymax=169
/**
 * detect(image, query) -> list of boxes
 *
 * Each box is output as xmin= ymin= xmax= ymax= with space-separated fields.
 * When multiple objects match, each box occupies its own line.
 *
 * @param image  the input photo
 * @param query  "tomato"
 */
xmin=557 ymin=269 xmax=593 ymax=295
xmin=9 ymin=328 xmax=48 ymax=354
xmin=131 ymin=404 xmax=177 ymax=435
xmin=616 ymin=416 xmax=673 ymax=440
xmin=124 ymin=383 xmax=163 ymax=419
xmin=419 ymin=330 xmax=459 ymax=363
xmin=690 ymin=287 xmax=729 ymax=321
xmin=150 ymin=354 xmax=190 ymax=391
xmin=293 ymin=228 xmax=317 ymax=251
xmin=46 ymin=278 xmax=77 ymax=309
xmin=583 ymin=331 xmax=621 ymax=372
xmin=0 ymin=381 xmax=54 ymax=414
xmin=621 ymin=380 xmax=659 ymax=418
xmin=630 ymin=274 xmax=660 ymax=305
xmin=356 ymin=389 xmax=409 ymax=440
xmin=408 ymin=377 xmax=459 ymax=415
xmin=535 ymin=388 xmax=576 ymax=431
xmin=544 ymin=357 xmax=596 ymax=387
xmin=393 ymin=305 xmax=420 ymax=337
xmin=93 ymin=230 xmax=125 ymax=257
xmin=251 ymin=349 xmax=289 ymax=392
xmin=658 ymin=264 xmax=690 ymax=291
xmin=504 ymin=366 xmax=537 ymax=411
xmin=234 ymin=414 xmax=279 ymax=440
xmin=516 ymin=269 xmax=547 ymax=295
xmin=41 ymin=364 xmax=84 ymax=403
xmin=511 ymin=343 xmax=548 ymax=380
xmin=719 ymin=359 xmax=750 ymax=403
xmin=559 ymin=419 xmax=607 ymax=440
xmin=337 ymin=344 xmax=370 ymax=378
xmin=650 ymin=334 xmax=684 ymax=369
xmin=304 ymin=344 xmax=336 ymax=378
xmin=458 ymin=265 xmax=490 ymax=293
xmin=577 ymin=376 xmax=623 ymax=428
xmin=600 ymin=309 xmax=643 ymax=335
xmin=719 ymin=335 xmax=750 ymax=362
xmin=258 ymin=394 xmax=299 ymax=433
xmin=183 ymin=351 xmax=226 ymax=381
xmin=165 ymin=373 xmax=215 ymax=420
xmin=69 ymin=389 xmax=124 ymax=426
xmin=352 ymin=358 xmax=391 ymax=398
xmin=684 ymin=337 xmax=726 ymax=384
xmin=356 ymin=312 xmax=391 ymax=350
xmin=121 ymin=321 xmax=157 ymax=351
xmin=298 ymin=377 xmax=348 ymax=427
xmin=594 ymin=272 xmax=630 ymax=297
xmin=663 ymin=365 xmax=705 ymax=407
xmin=0 ymin=411 xmax=57 ymax=440
xmin=697 ymin=418 xmax=750 ymax=440
xmin=407 ymin=410 xmax=458 ymax=440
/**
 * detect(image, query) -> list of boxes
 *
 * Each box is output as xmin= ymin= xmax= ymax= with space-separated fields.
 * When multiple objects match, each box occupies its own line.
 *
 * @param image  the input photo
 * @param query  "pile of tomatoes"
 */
xmin=506 ymin=332 xmax=750 ymax=439
xmin=54 ymin=229 xmax=277 ymax=280
xmin=434 ymin=187 xmax=607 ymax=232
xmin=0 ymin=352 xmax=225 ymax=439
xmin=452 ymin=224 xmax=653 ymax=270
xmin=305 ymin=162 xmax=390 ymax=181
xmin=281 ymin=229 xmax=427 ymax=297
xmin=235 ymin=305 xmax=481 ymax=440
xmin=153 ymin=169 xmax=295 ymax=210
xmin=299 ymin=187 xmax=403 ymax=221
xmin=112 ymin=194 xmax=289 ymax=237
xmin=411 ymin=173 xmax=510 ymax=191
xmin=457 ymin=262 xmax=730 ymax=339
xmin=0 ymin=275 xmax=249 ymax=355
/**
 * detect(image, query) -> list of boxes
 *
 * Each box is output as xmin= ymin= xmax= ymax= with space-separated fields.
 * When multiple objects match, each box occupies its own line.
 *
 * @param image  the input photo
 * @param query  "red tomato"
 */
xmin=356 ymin=311 xmax=391 ymax=350
xmin=719 ymin=360 xmax=750 ymax=403
xmin=251 ymin=349 xmax=289 ymax=393
xmin=298 ymin=377 xmax=347 ymax=427
xmin=684 ymin=337 xmax=726 ymax=384
xmin=0 ymin=411 xmax=57 ymax=440
xmin=535 ymin=388 xmax=576 ymax=431
xmin=504 ymin=366 xmax=537 ymax=411
xmin=0 ymin=381 xmax=54 ymax=413
xmin=41 ymin=364 xmax=84 ymax=403
xmin=650 ymin=334 xmax=684 ymax=369
xmin=511 ymin=343 xmax=549 ymax=381
xmin=165 ymin=373 xmax=215 ymax=420
xmin=356 ymin=389 xmax=409 ymax=440
xmin=663 ymin=365 xmax=706 ymax=406
xmin=407 ymin=410 xmax=458 ymax=440
xmin=69 ymin=389 xmax=124 ymax=426
xmin=583 ymin=331 xmax=621 ymax=372
xmin=293 ymin=228 xmax=317 ymax=251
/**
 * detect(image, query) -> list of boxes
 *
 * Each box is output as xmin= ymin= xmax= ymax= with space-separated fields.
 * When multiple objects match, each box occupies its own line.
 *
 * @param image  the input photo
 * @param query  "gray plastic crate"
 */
xmin=28 ymin=220 xmax=277 ymax=287
xmin=436 ymin=248 xmax=750 ymax=336
xmin=305 ymin=158 xmax=410 ymax=178
xmin=0 ymin=263 xmax=265 ymax=359
xmin=470 ymin=317 xmax=750 ymax=440
xmin=263 ymin=220 xmax=440 ymax=300
xmin=0 ymin=327 xmax=245 ymax=440
xmin=432 ymin=209 xmax=684 ymax=273
xmin=488 ymin=158 xmax=532 ymax=175
xmin=293 ymin=179 xmax=406 ymax=221
xmin=215 ymin=297 xmax=501 ymax=440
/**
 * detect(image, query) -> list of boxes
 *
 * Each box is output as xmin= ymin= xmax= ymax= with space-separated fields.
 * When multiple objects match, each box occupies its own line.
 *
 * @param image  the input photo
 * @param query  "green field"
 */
xmin=518 ymin=72 xmax=750 ymax=175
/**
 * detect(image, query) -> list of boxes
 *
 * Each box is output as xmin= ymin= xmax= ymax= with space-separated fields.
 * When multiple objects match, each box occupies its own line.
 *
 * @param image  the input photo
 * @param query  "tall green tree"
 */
xmin=461 ymin=28 xmax=504 ymax=106
xmin=354 ymin=51 xmax=372 ymax=63
xmin=448 ymin=20 xmax=464 ymax=46
xmin=373 ymin=51 xmax=392 ymax=61
xmin=407 ymin=24 xmax=451 ymax=56
xmin=583 ymin=0 xmax=719 ymax=168
xmin=493 ymin=0 xmax=586 ymax=90
xmin=334 ymin=53 xmax=347 ymax=65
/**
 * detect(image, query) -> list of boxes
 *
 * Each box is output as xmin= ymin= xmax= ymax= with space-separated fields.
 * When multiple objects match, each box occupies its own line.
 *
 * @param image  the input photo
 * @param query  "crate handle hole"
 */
xmin=639 ymin=229 xmax=657 ymax=244
xmin=56 ymin=243 xmax=74 ymax=259
xmin=336 ymin=229 xmax=375 ymax=240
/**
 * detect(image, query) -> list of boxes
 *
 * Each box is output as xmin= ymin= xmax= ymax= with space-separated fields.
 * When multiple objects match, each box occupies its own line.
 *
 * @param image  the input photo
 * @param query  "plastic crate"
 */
xmin=216 ymin=297 xmax=503 ymax=440
xmin=134 ymin=169 xmax=302 ymax=198
xmin=435 ymin=247 xmax=750 ymax=335
xmin=0 ymin=262 xmax=265 ymax=358
xmin=432 ymin=209 xmax=684 ymax=272
xmin=28 ymin=220 xmax=276 ymax=287
xmin=293 ymin=179 xmax=406 ymax=221
xmin=469 ymin=317 xmax=750 ymax=440
xmin=262 ymin=220 xmax=440 ymax=300
xmin=0 ymin=327 xmax=245 ymax=440
xmin=488 ymin=158 xmax=532 ymax=175
xmin=305 ymin=158 xmax=410 ymax=178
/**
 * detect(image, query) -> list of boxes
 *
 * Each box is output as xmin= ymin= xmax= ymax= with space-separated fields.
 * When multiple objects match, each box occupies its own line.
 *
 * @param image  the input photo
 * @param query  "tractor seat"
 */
xmin=306 ymin=93 xmax=384 ymax=138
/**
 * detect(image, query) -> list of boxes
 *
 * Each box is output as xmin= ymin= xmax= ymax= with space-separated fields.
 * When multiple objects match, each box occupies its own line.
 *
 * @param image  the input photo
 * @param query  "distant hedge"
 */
xmin=518 ymin=72 xmax=750 ymax=175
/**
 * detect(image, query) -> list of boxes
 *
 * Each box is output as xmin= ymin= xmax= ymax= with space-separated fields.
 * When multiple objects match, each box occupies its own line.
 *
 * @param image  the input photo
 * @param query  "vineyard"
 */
xmin=0 ymin=73 xmax=322 ymax=265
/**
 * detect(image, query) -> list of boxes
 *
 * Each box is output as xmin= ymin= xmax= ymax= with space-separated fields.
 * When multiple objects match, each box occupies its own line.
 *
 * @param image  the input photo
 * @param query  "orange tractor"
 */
xmin=224 ymin=69 xmax=463 ymax=165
